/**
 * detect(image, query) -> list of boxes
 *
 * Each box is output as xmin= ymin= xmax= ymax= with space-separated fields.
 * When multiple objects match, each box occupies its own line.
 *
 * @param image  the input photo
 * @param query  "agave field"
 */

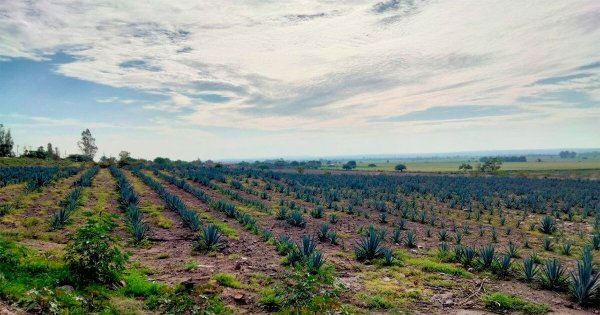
xmin=0 ymin=163 xmax=599 ymax=314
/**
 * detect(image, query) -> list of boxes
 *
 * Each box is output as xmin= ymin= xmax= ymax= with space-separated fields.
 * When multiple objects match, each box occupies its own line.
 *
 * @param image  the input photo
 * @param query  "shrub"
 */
xmin=64 ymin=217 xmax=128 ymax=285
xmin=193 ymin=224 xmax=225 ymax=252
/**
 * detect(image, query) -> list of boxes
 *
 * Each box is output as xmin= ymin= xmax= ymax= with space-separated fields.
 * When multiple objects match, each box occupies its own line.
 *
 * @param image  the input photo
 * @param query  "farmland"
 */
xmin=1 ymin=161 xmax=600 ymax=314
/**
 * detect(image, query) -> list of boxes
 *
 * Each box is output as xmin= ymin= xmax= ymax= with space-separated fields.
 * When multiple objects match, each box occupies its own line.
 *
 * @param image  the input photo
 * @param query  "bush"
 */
xmin=64 ymin=217 xmax=128 ymax=285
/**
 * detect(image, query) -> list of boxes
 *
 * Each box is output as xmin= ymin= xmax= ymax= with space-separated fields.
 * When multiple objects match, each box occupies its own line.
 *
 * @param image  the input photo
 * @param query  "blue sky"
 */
xmin=0 ymin=1 xmax=599 ymax=160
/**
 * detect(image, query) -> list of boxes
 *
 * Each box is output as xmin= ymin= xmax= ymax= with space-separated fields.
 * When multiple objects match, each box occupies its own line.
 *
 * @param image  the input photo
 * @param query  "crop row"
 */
xmin=0 ymin=166 xmax=80 ymax=191
xmin=50 ymin=166 xmax=99 ymax=229
xmin=109 ymin=166 xmax=148 ymax=243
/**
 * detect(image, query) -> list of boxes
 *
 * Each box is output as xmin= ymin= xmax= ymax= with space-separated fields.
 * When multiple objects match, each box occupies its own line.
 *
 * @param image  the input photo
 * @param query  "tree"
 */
xmin=394 ymin=164 xmax=407 ymax=172
xmin=559 ymin=150 xmax=576 ymax=159
xmin=342 ymin=160 xmax=357 ymax=170
xmin=0 ymin=124 xmax=14 ymax=157
xmin=47 ymin=143 xmax=54 ymax=160
xmin=479 ymin=158 xmax=502 ymax=173
xmin=459 ymin=163 xmax=473 ymax=172
xmin=55 ymin=147 xmax=60 ymax=159
xmin=78 ymin=129 xmax=98 ymax=160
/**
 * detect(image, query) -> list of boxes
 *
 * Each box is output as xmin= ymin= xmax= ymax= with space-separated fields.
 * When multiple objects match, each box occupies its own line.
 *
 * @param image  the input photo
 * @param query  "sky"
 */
xmin=0 ymin=1 xmax=599 ymax=161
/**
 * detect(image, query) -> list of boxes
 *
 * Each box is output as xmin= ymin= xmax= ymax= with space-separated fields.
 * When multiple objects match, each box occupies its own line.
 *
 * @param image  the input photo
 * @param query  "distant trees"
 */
xmin=458 ymin=163 xmax=473 ymax=172
xmin=78 ymin=129 xmax=98 ymax=160
xmin=480 ymin=156 xmax=526 ymax=163
xmin=479 ymin=158 xmax=502 ymax=173
xmin=559 ymin=150 xmax=576 ymax=159
xmin=0 ymin=124 xmax=14 ymax=157
xmin=342 ymin=161 xmax=357 ymax=170
xmin=394 ymin=164 xmax=407 ymax=172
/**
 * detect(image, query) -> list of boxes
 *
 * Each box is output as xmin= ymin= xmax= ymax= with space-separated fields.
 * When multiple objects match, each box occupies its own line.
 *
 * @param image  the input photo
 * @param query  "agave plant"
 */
xmin=329 ymin=214 xmax=338 ymax=224
xmin=462 ymin=246 xmax=477 ymax=267
xmin=561 ymin=241 xmax=572 ymax=256
xmin=379 ymin=212 xmax=388 ymax=224
xmin=355 ymin=229 xmax=385 ymax=261
xmin=438 ymin=229 xmax=449 ymax=241
xmin=570 ymin=259 xmax=600 ymax=305
xmin=507 ymin=241 xmax=520 ymax=258
xmin=479 ymin=245 xmax=496 ymax=269
xmin=329 ymin=231 xmax=338 ymax=245
xmin=539 ymin=215 xmax=557 ymax=234
xmin=406 ymin=231 xmax=417 ymax=248
xmin=287 ymin=210 xmax=306 ymax=227
xmin=543 ymin=237 xmax=554 ymax=252
xmin=439 ymin=242 xmax=449 ymax=253
xmin=307 ymin=251 xmax=326 ymax=272
xmin=317 ymin=223 xmax=330 ymax=242
xmin=310 ymin=206 xmax=324 ymax=219
xmin=194 ymin=224 xmax=224 ymax=252
xmin=496 ymin=254 xmax=512 ymax=278
xmin=454 ymin=244 xmax=464 ymax=262
xmin=455 ymin=232 xmax=463 ymax=245
xmin=521 ymin=256 xmax=538 ymax=282
xmin=392 ymin=229 xmax=402 ymax=244
xmin=591 ymin=234 xmax=600 ymax=250
xmin=382 ymin=248 xmax=395 ymax=266
xmin=398 ymin=218 xmax=406 ymax=230
xmin=300 ymin=235 xmax=318 ymax=257
xmin=541 ymin=258 xmax=567 ymax=290
xmin=276 ymin=207 xmax=288 ymax=220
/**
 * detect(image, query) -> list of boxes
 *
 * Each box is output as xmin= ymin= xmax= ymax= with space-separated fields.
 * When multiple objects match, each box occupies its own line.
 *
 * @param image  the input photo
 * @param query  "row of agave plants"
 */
xmin=50 ymin=166 xmax=99 ymax=229
xmin=109 ymin=166 xmax=149 ymax=243
xmin=152 ymin=168 xmax=329 ymax=272
xmin=174 ymin=168 xmax=270 ymax=213
xmin=131 ymin=168 xmax=202 ymax=231
xmin=354 ymin=223 xmax=600 ymax=306
xmin=0 ymin=166 xmax=80 ymax=191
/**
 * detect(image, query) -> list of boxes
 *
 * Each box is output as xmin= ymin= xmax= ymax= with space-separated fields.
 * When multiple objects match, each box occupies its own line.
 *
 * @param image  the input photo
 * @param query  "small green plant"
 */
xmin=507 ymin=241 xmax=520 ymax=258
xmin=539 ymin=215 xmax=557 ymax=234
xmin=64 ymin=217 xmax=128 ymax=285
xmin=317 ymin=224 xmax=330 ymax=242
xmin=543 ymin=237 xmax=553 ymax=251
xmin=310 ymin=206 xmax=324 ymax=219
xmin=462 ymin=246 xmax=476 ymax=267
xmin=287 ymin=210 xmax=307 ymax=227
xmin=276 ymin=207 xmax=288 ymax=220
xmin=329 ymin=214 xmax=338 ymax=224
xmin=561 ymin=241 xmax=572 ymax=256
xmin=213 ymin=272 xmax=243 ymax=288
xmin=541 ymin=258 xmax=567 ymax=290
xmin=355 ymin=229 xmax=385 ymax=261
xmin=392 ymin=228 xmax=401 ymax=244
xmin=193 ymin=224 xmax=225 ymax=252
xmin=521 ymin=256 xmax=538 ymax=283
xmin=479 ymin=244 xmax=495 ymax=269
xmin=406 ymin=230 xmax=417 ymax=248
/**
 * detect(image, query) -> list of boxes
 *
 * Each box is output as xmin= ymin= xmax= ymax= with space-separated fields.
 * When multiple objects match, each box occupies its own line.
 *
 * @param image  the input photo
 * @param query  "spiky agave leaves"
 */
xmin=479 ymin=244 xmax=496 ymax=269
xmin=287 ymin=235 xmax=326 ymax=272
xmin=382 ymin=248 xmax=395 ymax=266
xmin=462 ymin=246 xmax=477 ymax=268
xmin=541 ymin=258 xmax=567 ymax=290
xmin=194 ymin=224 xmax=225 ymax=252
xmin=591 ymin=234 xmax=600 ymax=250
xmin=287 ymin=210 xmax=306 ymax=227
xmin=521 ymin=256 xmax=538 ymax=282
xmin=317 ymin=223 xmax=330 ymax=242
xmin=539 ymin=215 xmax=557 ymax=234
xmin=50 ymin=187 xmax=83 ymax=229
xmin=276 ymin=235 xmax=295 ymax=255
xmin=406 ymin=230 xmax=417 ymax=248
xmin=495 ymin=254 xmax=512 ymax=278
xmin=570 ymin=258 xmax=600 ymax=305
xmin=355 ymin=229 xmax=386 ymax=261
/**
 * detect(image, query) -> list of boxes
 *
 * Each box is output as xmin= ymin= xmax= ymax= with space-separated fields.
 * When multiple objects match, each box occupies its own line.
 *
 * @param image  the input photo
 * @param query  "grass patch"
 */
xmin=482 ymin=292 xmax=549 ymax=315
xmin=120 ymin=270 xmax=163 ymax=298
xmin=212 ymin=272 xmax=243 ymax=289
xmin=404 ymin=255 xmax=471 ymax=278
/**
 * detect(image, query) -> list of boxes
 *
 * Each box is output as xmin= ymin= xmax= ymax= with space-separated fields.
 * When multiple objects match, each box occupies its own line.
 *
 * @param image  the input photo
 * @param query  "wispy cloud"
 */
xmin=0 ymin=1 xmax=599 ymax=158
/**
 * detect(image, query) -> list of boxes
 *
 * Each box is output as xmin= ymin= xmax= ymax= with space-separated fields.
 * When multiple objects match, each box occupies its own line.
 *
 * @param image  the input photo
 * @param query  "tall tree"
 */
xmin=0 ymin=124 xmax=14 ymax=157
xmin=47 ymin=143 xmax=54 ymax=159
xmin=78 ymin=129 xmax=98 ymax=160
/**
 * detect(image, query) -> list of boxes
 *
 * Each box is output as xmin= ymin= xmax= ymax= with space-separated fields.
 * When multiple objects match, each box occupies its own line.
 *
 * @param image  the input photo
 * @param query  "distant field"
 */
xmin=321 ymin=157 xmax=600 ymax=172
